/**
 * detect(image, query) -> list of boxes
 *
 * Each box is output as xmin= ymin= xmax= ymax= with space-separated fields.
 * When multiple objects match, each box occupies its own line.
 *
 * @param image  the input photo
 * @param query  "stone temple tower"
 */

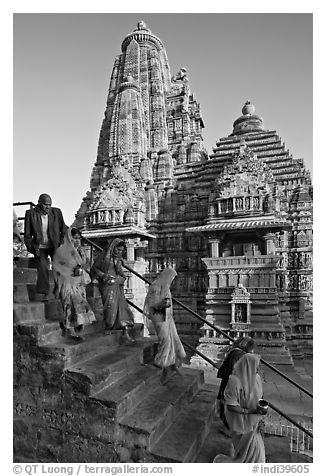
xmin=75 ymin=21 xmax=206 ymax=234
xmin=89 ymin=21 xmax=171 ymax=192
xmin=75 ymin=22 xmax=312 ymax=373
xmin=74 ymin=21 xmax=206 ymax=321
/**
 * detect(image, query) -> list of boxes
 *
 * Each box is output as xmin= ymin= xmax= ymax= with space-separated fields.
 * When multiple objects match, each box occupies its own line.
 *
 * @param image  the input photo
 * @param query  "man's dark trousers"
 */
xmin=35 ymin=248 xmax=54 ymax=295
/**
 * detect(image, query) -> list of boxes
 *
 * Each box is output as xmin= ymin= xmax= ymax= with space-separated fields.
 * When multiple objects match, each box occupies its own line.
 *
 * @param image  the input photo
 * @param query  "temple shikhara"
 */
xmin=13 ymin=20 xmax=313 ymax=463
xmin=74 ymin=21 xmax=313 ymax=372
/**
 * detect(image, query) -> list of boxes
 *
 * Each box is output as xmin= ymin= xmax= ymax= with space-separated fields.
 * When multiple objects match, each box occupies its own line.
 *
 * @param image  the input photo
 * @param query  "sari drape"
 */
xmin=90 ymin=238 xmax=134 ymax=330
xmin=52 ymin=227 xmax=96 ymax=330
xmin=214 ymin=353 xmax=266 ymax=463
xmin=143 ymin=267 xmax=186 ymax=368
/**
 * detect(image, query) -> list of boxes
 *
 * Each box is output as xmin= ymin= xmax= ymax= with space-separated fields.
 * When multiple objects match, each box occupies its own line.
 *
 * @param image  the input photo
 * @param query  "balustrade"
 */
xmin=214 ymin=195 xmax=262 ymax=215
xmin=204 ymin=255 xmax=279 ymax=268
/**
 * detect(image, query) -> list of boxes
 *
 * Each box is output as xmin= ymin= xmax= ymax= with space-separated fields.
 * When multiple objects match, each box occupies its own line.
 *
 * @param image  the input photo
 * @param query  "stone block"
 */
xmin=61 ymin=433 xmax=119 ymax=463
xmin=13 ymin=267 xmax=37 ymax=284
xmin=13 ymin=284 xmax=29 ymax=303
xmin=14 ymin=435 xmax=37 ymax=460
xmin=13 ymin=302 xmax=45 ymax=324
xmin=44 ymin=299 xmax=64 ymax=321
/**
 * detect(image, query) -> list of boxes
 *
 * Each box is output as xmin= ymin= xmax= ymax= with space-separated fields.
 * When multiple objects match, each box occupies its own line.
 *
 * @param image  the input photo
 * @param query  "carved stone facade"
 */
xmin=74 ymin=22 xmax=312 ymax=368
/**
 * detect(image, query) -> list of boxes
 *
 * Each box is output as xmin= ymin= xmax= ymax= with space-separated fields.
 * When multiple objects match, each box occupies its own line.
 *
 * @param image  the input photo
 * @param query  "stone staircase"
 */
xmin=13 ymin=258 xmax=218 ymax=463
xmin=13 ymin=257 xmax=312 ymax=463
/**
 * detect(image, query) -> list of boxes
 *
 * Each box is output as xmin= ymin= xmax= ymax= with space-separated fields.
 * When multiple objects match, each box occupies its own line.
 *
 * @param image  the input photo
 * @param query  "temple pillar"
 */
xmin=231 ymin=303 xmax=235 ymax=323
xmin=263 ymin=233 xmax=275 ymax=254
xmin=209 ymin=238 xmax=220 ymax=258
xmin=247 ymin=302 xmax=251 ymax=323
xmin=217 ymin=201 xmax=221 ymax=214
xmin=125 ymin=239 xmax=135 ymax=261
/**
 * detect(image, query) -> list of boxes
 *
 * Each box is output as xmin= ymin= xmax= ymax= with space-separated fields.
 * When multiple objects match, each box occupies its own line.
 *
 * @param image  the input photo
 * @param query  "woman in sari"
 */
xmin=143 ymin=266 xmax=186 ymax=384
xmin=52 ymin=227 xmax=96 ymax=339
xmin=90 ymin=238 xmax=134 ymax=341
xmin=217 ymin=336 xmax=256 ymax=429
xmin=214 ymin=353 xmax=267 ymax=463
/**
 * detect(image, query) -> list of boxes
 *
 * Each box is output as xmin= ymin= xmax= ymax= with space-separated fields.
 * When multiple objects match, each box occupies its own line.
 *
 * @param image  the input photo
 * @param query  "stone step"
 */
xmin=117 ymin=367 xmax=204 ymax=451
xmin=91 ymin=364 xmax=161 ymax=419
xmin=13 ymin=302 xmax=45 ymax=325
xmin=44 ymin=325 xmax=149 ymax=367
xmin=194 ymin=418 xmax=232 ymax=462
xmin=13 ymin=283 xmax=30 ymax=303
xmin=44 ymin=299 xmax=65 ymax=321
xmin=195 ymin=422 xmax=306 ymax=463
xmin=13 ymin=298 xmax=67 ymax=325
xmin=42 ymin=328 xmax=122 ymax=366
xmin=15 ymin=257 xmax=37 ymax=268
xmin=14 ymin=321 xmax=60 ymax=346
xmin=37 ymin=321 xmax=62 ymax=344
xmin=150 ymin=384 xmax=217 ymax=462
xmin=13 ymin=267 xmax=37 ymax=284
xmin=64 ymin=339 xmax=157 ymax=395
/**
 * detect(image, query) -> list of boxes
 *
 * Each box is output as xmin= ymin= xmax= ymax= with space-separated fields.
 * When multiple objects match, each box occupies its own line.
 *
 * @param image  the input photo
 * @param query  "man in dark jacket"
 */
xmin=24 ymin=194 xmax=67 ymax=301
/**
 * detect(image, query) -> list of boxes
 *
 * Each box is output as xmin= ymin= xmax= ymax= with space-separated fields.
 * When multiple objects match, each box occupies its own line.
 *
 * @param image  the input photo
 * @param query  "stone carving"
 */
xmin=71 ymin=23 xmax=312 ymax=371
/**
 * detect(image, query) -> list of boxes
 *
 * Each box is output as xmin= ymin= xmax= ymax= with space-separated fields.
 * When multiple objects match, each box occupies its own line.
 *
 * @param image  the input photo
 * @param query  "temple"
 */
xmin=74 ymin=21 xmax=313 ymax=373
xmin=13 ymin=19 xmax=313 ymax=464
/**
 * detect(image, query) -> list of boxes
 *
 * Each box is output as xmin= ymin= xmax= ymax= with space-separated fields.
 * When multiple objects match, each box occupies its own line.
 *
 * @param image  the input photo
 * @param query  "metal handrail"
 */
xmin=81 ymin=235 xmax=313 ymax=399
xmin=13 ymin=202 xmax=36 ymax=221
xmin=126 ymin=296 xmax=313 ymax=439
xmin=13 ymin=201 xmax=36 ymax=207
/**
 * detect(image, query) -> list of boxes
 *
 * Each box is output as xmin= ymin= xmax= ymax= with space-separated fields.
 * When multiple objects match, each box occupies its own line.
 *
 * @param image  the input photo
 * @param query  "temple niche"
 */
xmin=74 ymin=22 xmax=312 ymax=372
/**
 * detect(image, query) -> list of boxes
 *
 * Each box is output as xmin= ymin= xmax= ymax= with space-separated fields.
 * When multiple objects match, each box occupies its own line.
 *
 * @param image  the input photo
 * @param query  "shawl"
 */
xmin=143 ymin=267 xmax=177 ymax=322
xmin=90 ymin=238 xmax=126 ymax=280
xmin=224 ymin=353 xmax=263 ymax=434
xmin=52 ymin=227 xmax=90 ymax=286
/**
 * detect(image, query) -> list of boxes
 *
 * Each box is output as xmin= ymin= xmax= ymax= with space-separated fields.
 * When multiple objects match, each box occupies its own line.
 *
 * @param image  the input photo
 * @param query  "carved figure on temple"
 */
xmin=263 ymin=194 xmax=275 ymax=213
xmin=143 ymin=267 xmax=186 ymax=384
xmin=253 ymin=196 xmax=259 ymax=210
xmin=171 ymin=67 xmax=188 ymax=83
xmin=52 ymin=227 xmax=96 ymax=340
xmin=214 ymin=353 xmax=267 ymax=463
xmin=235 ymin=304 xmax=247 ymax=323
xmin=90 ymin=238 xmax=134 ymax=341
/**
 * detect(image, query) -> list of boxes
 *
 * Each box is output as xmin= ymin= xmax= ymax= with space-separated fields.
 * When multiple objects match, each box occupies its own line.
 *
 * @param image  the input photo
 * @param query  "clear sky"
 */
xmin=13 ymin=13 xmax=312 ymax=225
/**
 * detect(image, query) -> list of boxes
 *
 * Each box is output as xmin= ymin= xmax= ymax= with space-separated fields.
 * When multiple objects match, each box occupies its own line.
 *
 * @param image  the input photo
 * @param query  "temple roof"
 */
xmin=186 ymin=217 xmax=291 ymax=233
xmin=231 ymin=100 xmax=265 ymax=136
xmin=82 ymin=226 xmax=156 ymax=239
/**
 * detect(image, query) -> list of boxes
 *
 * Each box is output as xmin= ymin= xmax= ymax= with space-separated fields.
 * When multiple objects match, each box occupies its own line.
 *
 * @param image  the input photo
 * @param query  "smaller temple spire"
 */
xmin=231 ymin=100 xmax=265 ymax=136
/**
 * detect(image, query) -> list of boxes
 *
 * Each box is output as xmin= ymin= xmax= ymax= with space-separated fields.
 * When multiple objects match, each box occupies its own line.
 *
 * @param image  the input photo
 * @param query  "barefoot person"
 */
xmin=90 ymin=238 xmax=134 ymax=341
xmin=52 ymin=227 xmax=96 ymax=340
xmin=143 ymin=266 xmax=186 ymax=384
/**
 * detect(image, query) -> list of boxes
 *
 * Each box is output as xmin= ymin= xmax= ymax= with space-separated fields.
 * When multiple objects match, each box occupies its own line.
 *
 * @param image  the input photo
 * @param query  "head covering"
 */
xmin=105 ymin=237 xmax=126 ymax=259
xmin=143 ymin=267 xmax=177 ymax=320
xmin=232 ymin=353 xmax=262 ymax=409
xmin=230 ymin=335 xmax=255 ymax=353
xmin=52 ymin=227 xmax=87 ymax=282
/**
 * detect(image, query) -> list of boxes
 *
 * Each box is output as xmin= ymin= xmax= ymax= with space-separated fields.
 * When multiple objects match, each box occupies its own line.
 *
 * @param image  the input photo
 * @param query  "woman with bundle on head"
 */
xmin=90 ymin=238 xmax=134 ymax=342
xmin=52 ymin=227 xmax=96 ymax=340
xmin=143 ymin=266 xmax=186 ymax=384
xmin=217 ymin=336 xmax=256 ymax=429
xmin=214 ymin=353 xmax=267 ymax=463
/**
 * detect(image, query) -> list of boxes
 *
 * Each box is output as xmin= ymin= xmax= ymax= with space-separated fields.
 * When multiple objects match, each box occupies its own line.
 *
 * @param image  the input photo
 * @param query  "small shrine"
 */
xmin=229 ymin=284 xmax=251 ymax=335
